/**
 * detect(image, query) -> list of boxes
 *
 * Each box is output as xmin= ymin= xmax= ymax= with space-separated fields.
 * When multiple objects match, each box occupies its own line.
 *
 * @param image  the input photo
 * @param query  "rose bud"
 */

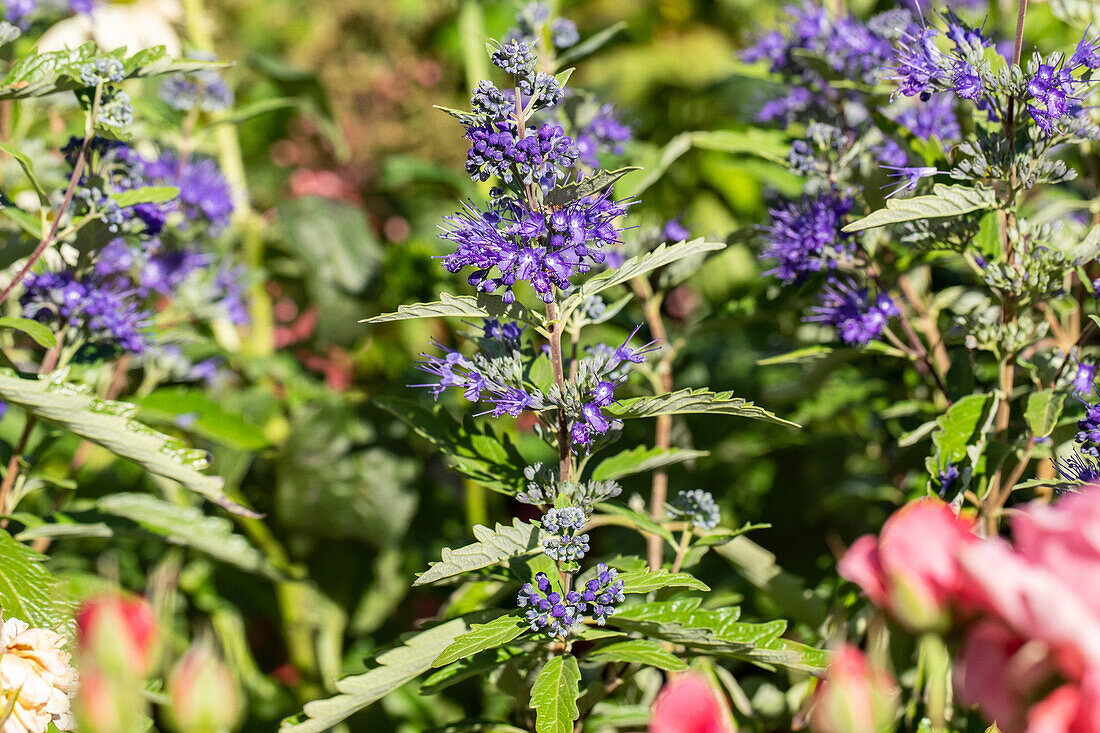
xmin=811 ymin=645 xmax=899 ymax=733
xmin=650 ymin=672 xmax=736 ymax=733
xmin=167 ymin=641 xmax=241 ymax=733
xmin=76 ymin=594 xmax=158 ymax=677
xmin=75 ymin=668 xmax=147 ymax=733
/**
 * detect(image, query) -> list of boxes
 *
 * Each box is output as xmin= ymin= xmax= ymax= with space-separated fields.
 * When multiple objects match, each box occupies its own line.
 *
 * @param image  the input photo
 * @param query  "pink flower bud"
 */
xmin=76 ymin=595 xmax=158 ymax=677
xmin=167 ymin=642 xmax=241 ymax=733
xmin=75 ymin=668 xmax=146 ymax=733
xmin=811 ymin=646 xmax=899 ymax=733
xmin=838 ymin=497 xmax=976 ymax=630
xmin=650 ymin=672 xmax=736 ymax=733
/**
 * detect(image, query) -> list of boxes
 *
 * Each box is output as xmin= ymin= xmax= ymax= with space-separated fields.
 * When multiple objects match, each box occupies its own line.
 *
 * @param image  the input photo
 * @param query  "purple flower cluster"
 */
xmin=571 ymin=325 xmax=658 ymax=449
xmin=1077 ymin=398 xmax=1100 ymax=458
xmin=806 ymin=278 xmax=899 ymax=346
xmin=21 ymin=271 xmax=149 ymax=355
xmin=742 ymin=3 xmax=904 ymax=123
xmin=894 ymin=94 xmax=961 ymax=143
xmin=440 ymin=188 xmax=628 ymax=304
xmin=517 ymin=563 xmax=624 ymax=638
xmin=889 ymin=11 xmax=992 ymax=102
xmin=142 ymin=153 xmax=235 ymax=231
xmin=464 ymin=122 xmax=578 ymax=187
xmin=760 ymin=191 xmax=853 ymax=284
xmin=540 ymin=506 xmax=589 ymax=561
xmin=1053 ymin=451 xmax=1100 ymax=484
xmin=1075 ymin=363 xmax=1096 ymax=396
xmin=575 ymin=104 xmax=631 ymax=168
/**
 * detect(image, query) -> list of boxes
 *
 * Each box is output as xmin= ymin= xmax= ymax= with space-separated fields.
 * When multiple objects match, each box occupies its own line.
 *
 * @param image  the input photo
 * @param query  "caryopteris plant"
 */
xmin=281 ymin=17 xmax=823 ymax=733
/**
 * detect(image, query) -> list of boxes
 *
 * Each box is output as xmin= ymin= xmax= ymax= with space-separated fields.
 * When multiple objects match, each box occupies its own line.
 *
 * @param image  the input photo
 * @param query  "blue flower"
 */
xmin=894 ymin=94 xmax=961 ymax=142
xmin=1076 ymin=398 xmax=1100 ymax=457
xmin=663 ymin=219 xmax=690 ymax=242
xmin=890 ymin=24 xmax=946 ymax=100
xmin=760 ymin=191 xmax=853 ymax=284
xmin=1053 ymin=451 xmax=1100 ymax=484
xmin=1070 ymin=27 xmax=1100 ymax=71
xmin=575 ymin=104 xmax=631 ymax=168
xmin=937 ymin=464 xmax=960 ymax=496
xmin=882 ymin=165 xmax=939 ymax=197
xmin=21 ymin=271 xmax=150 ymax=355
xmin=517 ymin=572 xmax=583 ymax=638
xmin=550 ymin=18 xmax=579 ymax=49
xmin=951 ymin=61 xmax=983 ymax=100
xmin=1075 ymin=363 xmax=1096 ymax=395
xmin=1027 ymin=62 xmax=1077 ymax=135
xmin=807 ymin=279 xmax=899 ymax=346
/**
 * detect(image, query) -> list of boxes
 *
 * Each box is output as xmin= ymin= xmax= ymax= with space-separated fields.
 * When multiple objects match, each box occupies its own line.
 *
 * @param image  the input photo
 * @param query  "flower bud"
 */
xmin=75 ymin=668 xmax=147 ymax=733
xmin=167 ymin=641 xmax=241 ymax=733
xmin=76 ymin=594 xmax=158 ymax=677
xmin=811 ymin=646 xmax=899 ymax=733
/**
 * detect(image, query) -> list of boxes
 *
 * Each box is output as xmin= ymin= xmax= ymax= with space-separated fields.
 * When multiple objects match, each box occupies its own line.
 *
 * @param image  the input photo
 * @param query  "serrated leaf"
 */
xmin=279 ymin=618 xmax=470 ymax=733
xmin=0 ymin=44 xmax=225 ymax=100
xmin=433 ymin=105 xmax=486 ymax=127
xmin=0 ymin=528 xmax=71 ymax=629
xmin=586 ymin=639 xmax=686 ymax=671
xmin=363 ymin=292 xmax=540 ymax=328
xmin=110 ymin=186 xmax=179 ymax=208
xmin=95 ymin=494 xmax=280 ymax=578
xmin=617 ymin=568 xmax=709 ymax=594
xmin=931 ymin=393 xmax=993 ymax=465
xmin=0 ymin=317 xmax=55 ymax=348
xmin=842 ymin=185 xmax=996 ymax=233
xmin=415 ymin=519 xmax=544 ymax=586
xmin=1025 ymin=390 xmax=1066 ymax=439
xmin=554 ymin=22 xmax=627 ymax=69
xmin=591 ymin=446 xmax=708 ymax=482
xmin=0 ymin=369 xmax=254 ymax=517
xmin=433 ymin=613 xmax=528 ymax=668
xmin=543 ymin=167 xmax=640 ymax=208
xmin=530 ymin=655 xmax=580 ymax=733
xmin=607 ymin=387 xmax=798 ymax=428
xmin=559 ymin=240 xmax=726 ymax=318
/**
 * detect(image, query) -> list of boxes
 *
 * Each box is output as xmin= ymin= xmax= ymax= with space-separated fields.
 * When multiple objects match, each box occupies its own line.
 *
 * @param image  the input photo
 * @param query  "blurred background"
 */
xmin=23 ymin=0 xmax=1085 ymax=729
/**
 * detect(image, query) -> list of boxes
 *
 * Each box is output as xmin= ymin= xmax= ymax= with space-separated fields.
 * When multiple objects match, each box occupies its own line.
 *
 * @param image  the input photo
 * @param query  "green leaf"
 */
xmin=714 ymin=537 xmax=828 ymax=628
xmin=931 ymin=393 xmax=994 ymax=465
xmin=627 ymin=129 xmax=790 ymax=197
xmin=136 ymin=387 xmax=271 ymax=451
xmin=842 ymin=185 xmax=996 ymax=233
xmin=607 ymin=388 xmax=798 ymax=428
xmin=415 ymin=519 xmax=544 ymax=586
xmin=543 ymin=167 xmax=640 ymax=208
xmin=432 ymin=613 xmax=528 ymax=668
xmin=594 ymin=502 xmax=675 ymax=544
xmin=279 ymin=618 xmax=471 ymax=733
xmin=559 ymin=240 xmax=726 ymax=318
xmin=0 ymin=317 xmax=55 ymax=348
xmin=616 ymin=568 xmax=710 ymax=594
xmin=591 ymin=446 xmax=708 ymax=482
xmin=95 ymin=494 xmax=280 ymax=578
xmin=0 ymin=192 xmax=42 ymax=237
xmin=0 ymin=44 xmax=226 ymax=99
xmin=756 ymin=345 xmax=834 ymax=366
xmin=0 ymin=528 xmax=71 ymax=629
xmin=554 ymin=22 xmax=627 ymax=69
xmin=433 ymin=105 xmax=485 ymax=126
xmin=586 ymin=639 xmax=686 ymax=671
xmin=109 ymin=186 xmax=179 ymax=208
xmin=363 ymin=292 xmax=540 ymax=329
xmin=530 ymin=655 xmax=580 ymax=733
xmin=0 ymin=142 xmax=48 ymax=204
xmin=1025 ymin=389 xmax=1066 ymax=439
xmin=375 ymin=396 xmax=527 ymax=494
xmin=0 ymin=369 xmax=255 ymax=517
xmin=420 ymin=648 xmax=525 ymax=695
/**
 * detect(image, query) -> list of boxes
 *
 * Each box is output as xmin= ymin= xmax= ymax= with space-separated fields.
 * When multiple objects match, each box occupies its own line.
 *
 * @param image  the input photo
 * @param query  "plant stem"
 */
xmin=631 ymin=278 xmax=673 ymax=570
xmin=0 ymin=92 xmax=99 ymax=306
xmin=546 ymin=300 xmax=572 ymax=482
xmin=670 ymin=526 xmax=692 ymax=574
xmin=986 ymin=0 xmax=1028 ymax=536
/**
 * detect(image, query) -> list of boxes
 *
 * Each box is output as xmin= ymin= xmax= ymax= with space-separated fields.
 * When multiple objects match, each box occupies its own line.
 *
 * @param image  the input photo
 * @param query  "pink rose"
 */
xmin=650 ymin=673 xmax=736 ymax=733
xmin=838 ymin=498 xmax=976 ymax=629
xmin=810 ymin=645 xmax=899 ymax=733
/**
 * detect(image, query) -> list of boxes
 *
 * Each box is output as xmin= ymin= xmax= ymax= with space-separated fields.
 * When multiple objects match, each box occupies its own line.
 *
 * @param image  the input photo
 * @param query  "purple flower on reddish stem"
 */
xmin=609 ymin=324 xmax=659 ymax=368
